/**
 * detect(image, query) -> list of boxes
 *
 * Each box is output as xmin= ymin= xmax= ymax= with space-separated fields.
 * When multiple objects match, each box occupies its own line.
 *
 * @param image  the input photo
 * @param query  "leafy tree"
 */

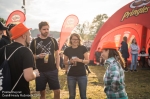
xmin=72 ymin=21 xmax=90 ymax=41
xmin=0 ymin=17 xmax=6 ymax=24
xmin=89 ymin=14 xmax=108 ymax=40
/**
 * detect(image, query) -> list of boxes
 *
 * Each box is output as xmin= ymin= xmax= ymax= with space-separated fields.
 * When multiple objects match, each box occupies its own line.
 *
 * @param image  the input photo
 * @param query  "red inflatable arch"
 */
xmin=90 ymin=0 xmax=150 ymax=61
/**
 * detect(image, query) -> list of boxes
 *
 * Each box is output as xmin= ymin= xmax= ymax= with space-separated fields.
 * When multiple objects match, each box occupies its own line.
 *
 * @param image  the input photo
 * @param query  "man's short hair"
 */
xmin=38 ymin=21 xmax=49 ymax=30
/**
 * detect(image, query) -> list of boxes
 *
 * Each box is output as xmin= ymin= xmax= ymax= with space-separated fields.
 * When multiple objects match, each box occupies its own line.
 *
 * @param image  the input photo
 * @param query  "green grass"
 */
xmin=30 ymin=66 xmax=150 ymax=99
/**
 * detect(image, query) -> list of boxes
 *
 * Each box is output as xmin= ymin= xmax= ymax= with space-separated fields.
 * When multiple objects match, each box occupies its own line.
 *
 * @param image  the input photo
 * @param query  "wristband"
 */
xmin=33 ymin=71 xmax=38 ymax=77
xmin=36 ymin=55 xmax=39 ymax=59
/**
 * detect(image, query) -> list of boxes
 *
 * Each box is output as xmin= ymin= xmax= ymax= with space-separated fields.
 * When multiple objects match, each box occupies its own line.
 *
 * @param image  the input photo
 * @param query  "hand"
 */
xmin=39 ymin=53 xmax=46 ymax=59
xmin=56 ymin=65 xmax=60 ymax=71
xmin=69 ymin=59 xmax=74 ymax=64
xmin=73 ymin=57 xmax=81 ymax=62
xmin=33 ymin=69 xmax=40 ymax=77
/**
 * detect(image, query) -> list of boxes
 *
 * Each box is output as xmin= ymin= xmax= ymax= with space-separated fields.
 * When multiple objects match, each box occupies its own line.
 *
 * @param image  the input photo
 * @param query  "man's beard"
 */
xmin=25 ymin=36 xmax=29 ymax=47
xmin=25 ymin=41 xmax=29 ymax=47
xmin=41 ymin=32 xmax=48 ymax=37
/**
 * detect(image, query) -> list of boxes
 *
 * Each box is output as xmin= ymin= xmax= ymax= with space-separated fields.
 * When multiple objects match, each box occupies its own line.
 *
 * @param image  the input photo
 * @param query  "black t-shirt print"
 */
xmin=63 ymin=45 xmax=88 ymax=76
xmin=0 ymin=42 xmax=35 ymax=97
xmin=30 ymin=37 xmax=58 ymax=72
xmin=140 ymin=51 xmax=146 ymax=58
xmin=140 ymin=51 xmax=146 ymax=54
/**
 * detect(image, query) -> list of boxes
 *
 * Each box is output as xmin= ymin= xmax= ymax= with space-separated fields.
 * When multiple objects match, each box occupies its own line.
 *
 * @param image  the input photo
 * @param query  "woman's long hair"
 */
xmin=105 ymin=49 xmax=125 ymax=68
xmin=131 ymin=38 xmax=137 ymax=45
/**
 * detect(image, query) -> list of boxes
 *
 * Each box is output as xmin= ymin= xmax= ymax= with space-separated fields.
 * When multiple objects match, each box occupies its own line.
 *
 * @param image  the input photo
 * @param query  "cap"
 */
xmin=11 ymin=23 xmax=31 ymax=40
xmin=0 ymin=22 xmax=8 ymax=30
xmin=101 ymin=41 xmax=117 ymax=50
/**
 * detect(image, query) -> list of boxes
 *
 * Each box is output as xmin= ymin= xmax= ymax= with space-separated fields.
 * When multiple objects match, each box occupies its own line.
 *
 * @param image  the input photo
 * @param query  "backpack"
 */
xmin=0 ymin=46 xmax=23 ymax=91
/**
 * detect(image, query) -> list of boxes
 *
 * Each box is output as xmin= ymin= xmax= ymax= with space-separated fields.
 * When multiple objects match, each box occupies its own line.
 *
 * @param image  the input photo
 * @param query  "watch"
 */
xmin=33 ymin=71 xmax=38 ymax=77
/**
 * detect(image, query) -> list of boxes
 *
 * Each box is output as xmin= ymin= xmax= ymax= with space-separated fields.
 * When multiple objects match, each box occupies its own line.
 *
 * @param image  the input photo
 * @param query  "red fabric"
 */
xmin=101 ymin=41 xmax=117 ymax=50
xmin=90 ymin=1 xmax=150 ymax=60
xmin=59 ymin=15 xmax=79 ymax=51
xmin=5 ymin=10 xmax=26 ymax=26
xmin=11 ymin=23 xmax=31 ymax=40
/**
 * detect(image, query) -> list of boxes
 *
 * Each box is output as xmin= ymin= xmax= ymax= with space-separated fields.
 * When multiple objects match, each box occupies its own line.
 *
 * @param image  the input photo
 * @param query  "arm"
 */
xmin=130 ymin=44 xmax=138 ymax=51
xmin=53 ymin=38 xmax=60 ymax=70
xmin=23 ymin=68 xmax=39 ymax=82
xmin=110 ymin=70 xmax=121 ymax=92
xmin=63 ymin=55 xmax=69 ymax=71
xmin=109 ymin=64 xmax=122 ymax=92
xmin=120 ymin=42 xmax=124 ymax=52
xmin=55 ymin=50 xmax=60 ymax=70
xmin=22 ymin=48 xmax=40 ymax=81
xmin=73 ymin=52 xmax=89 ymax=64
xmin=82 ymin=52 xmax=89 ymax=64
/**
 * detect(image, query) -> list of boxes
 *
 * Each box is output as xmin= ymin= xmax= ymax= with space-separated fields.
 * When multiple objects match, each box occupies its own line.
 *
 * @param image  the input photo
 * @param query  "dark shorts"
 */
xmin=36 ymin=69 xmax=60 ymax=91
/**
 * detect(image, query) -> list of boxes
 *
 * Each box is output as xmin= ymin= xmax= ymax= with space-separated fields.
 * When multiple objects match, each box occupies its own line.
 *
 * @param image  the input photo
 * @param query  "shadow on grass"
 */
xmin=88 ymin=65 xmax=150 ymax=99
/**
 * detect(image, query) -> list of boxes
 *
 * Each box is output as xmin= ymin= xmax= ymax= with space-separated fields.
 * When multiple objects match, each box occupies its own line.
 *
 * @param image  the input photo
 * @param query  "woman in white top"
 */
xmin=130 ymin=38 xmax=139 ymax=71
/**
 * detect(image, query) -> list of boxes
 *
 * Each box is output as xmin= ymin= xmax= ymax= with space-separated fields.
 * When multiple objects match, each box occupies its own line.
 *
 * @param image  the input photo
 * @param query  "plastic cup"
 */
xmin=72 ymin=56 xmax=77 ymax=66
xmin=44 ymin=54 xmax=49 ymax=63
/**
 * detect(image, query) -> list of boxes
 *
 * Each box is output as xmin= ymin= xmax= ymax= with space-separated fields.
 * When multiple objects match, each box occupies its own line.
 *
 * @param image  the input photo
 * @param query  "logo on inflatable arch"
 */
xmin=121 ymin=0 xmax=150 ymax=21
xmin=130 ymin=0 xmax=150 ymax=8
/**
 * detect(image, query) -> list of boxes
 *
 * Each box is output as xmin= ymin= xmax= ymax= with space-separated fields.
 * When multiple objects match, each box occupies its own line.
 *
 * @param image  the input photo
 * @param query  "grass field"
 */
xmin=30 ymin=66 xmax=150 ymax=99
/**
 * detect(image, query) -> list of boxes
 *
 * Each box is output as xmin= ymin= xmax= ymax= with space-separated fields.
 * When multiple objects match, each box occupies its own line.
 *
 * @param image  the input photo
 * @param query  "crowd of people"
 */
xmin=0 ymin=21 xmax=149 ymax=99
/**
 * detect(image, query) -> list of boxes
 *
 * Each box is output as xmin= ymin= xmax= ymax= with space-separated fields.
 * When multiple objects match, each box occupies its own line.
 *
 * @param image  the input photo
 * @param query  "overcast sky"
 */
xmin=0 ymin=0 xmax=133 ymax=31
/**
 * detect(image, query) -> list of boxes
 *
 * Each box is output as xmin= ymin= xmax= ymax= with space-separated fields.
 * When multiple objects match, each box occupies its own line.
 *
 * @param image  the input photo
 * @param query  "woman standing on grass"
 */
xmin=101 ymin=41 xmax=128 ymax=99
xmin=63 ymin=33 xmax=89 ymax=99
xmin=120 ymin=36 xmax=129 ymax=71
xmin=130 ymin=38 xmax=139 ymax=72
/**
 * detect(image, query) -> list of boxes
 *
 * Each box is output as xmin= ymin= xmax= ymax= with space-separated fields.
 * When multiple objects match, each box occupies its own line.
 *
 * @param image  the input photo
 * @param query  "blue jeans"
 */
xmin=67 ymin=76 xmax=87 ymax=99
xmin=130 ymin=54 xmax=138 ymax=70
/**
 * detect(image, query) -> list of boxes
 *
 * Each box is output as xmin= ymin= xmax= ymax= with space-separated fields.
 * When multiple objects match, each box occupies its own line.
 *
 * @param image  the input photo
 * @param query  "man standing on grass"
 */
xmin=0 ymin=23 xmax=40 ymax=99
xmin=30 ymin=21 xmax=60 ymax=99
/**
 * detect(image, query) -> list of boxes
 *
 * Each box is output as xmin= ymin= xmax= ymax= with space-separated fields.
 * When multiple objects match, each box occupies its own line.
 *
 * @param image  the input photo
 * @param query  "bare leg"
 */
xmin=65 ymin=65 xmax=68 ymax=74
xmin=54 ymin=89 xmax=60 ymax=99
xmin=40 ymin=90 xmax=46 ymax=99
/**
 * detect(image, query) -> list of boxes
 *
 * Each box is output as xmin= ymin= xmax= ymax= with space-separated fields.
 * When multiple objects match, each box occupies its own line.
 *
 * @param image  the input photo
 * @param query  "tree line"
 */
xmin=0 ymin=14 xmax=109 ymax=40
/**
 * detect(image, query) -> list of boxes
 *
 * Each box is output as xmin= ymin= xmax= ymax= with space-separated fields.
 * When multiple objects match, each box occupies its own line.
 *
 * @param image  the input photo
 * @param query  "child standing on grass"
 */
xmin=139 ymin=47 xmax=146 ymax=68
xmin=101 ymin=41 xmax=128 ymax=99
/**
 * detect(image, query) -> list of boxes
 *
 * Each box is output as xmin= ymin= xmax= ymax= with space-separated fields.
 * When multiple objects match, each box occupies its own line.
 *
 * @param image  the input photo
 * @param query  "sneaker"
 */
xmin=142 ymin=66 xmax=145 ymax=68
xmin=130 ymin=70 xmax=133 ymax=72
xmin=134 ymin=70 xmax=137 ymax=72
xmin=124 ymin=69 xmax=128 ymax=72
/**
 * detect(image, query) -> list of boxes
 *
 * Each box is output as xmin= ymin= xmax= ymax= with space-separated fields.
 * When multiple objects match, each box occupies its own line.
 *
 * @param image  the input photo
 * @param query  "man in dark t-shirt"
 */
xmin=0 ymin=22 xmax=9 ymax=48
xmin=0 ymin=23 xmax=39 ymax=99
xmin=30 ymin=21 xmax=60 ymax=99
xmin=140 ymin=47 xmax=146 ymax=68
